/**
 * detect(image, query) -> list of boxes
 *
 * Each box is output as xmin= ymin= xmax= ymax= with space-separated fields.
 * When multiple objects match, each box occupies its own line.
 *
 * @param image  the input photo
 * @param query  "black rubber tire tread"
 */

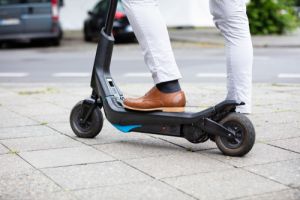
xmin=84 ymin=34 xmax=92 ymax=42
xmin=84 ymin=26 xmax=93 ymax=42
xmin=70 ymin=101 xmax=103 ymax=138
xmin=215 ymin=112 xmax=255 ymax=157
xmin=51 ymin=38 xmax=61 ymax=46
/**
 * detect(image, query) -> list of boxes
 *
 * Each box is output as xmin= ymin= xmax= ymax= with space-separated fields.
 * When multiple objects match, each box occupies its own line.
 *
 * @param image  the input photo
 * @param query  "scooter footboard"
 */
xmin=131 ymin=124 xmax=181 ymax=137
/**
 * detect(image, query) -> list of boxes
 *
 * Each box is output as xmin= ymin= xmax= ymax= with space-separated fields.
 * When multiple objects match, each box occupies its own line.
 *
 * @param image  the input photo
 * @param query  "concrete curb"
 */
xmin=169 ymin=28 xmax=300 ymax=48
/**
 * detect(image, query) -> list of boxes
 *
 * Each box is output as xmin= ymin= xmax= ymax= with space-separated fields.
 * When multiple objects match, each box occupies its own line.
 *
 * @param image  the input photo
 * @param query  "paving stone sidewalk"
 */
xmin=0 ymin=83 xmax=300 ymax=200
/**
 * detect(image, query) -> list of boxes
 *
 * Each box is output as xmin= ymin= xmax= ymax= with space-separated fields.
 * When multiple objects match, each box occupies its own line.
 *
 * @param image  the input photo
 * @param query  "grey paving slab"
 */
xmin=0 ymin=87 xmax=14 ymax=94
xmin=0 ymin=154 xmax=34 ymax=177
xmin=30 ymin=113 xmax=70 ymax=123
xmin=1 ymin=135 xmax=83 ymax=152
xmin=47 ymin=122 xmax=77 ymax=136
xmin=254 ymin=123 xmax=300 ymax=142
xmin=73 ymin=180 xmax=194 ymax=200
xmin=94 ymin=137 xmax=184 ymax=160
xmin=245 ymin=159 xmax=300 ymax=188
xmin=250 ymin=111 xmax=300 ymax=128
xmin=269 ymin=137 xmax=300 ymax=153
xmin=0 ymin=171 xmax=61 ymax=200
xmin=9 ymin=85 xmax=61 ymax=94
xmin=255 ymin=100 xmax=300 ymax=113
xmin=42 ymin=161 xmax=152 ymax=190
xmin=1 ymin=83 xmax=300 ymax=199
xmin=150 ymin=134 xmax=217 ymax=152
xmin=0 ymin=93 xmax=42 ymax=106
xmin=6 ymin=102 xmax=68 ymax=117
xmin=0 ymin=108 xmax=38 ymax=128
xmin=63 ymin=87 xmax=90 ymax=96
xmin=1 ymin=191 xmax=79 ymax=200
xmin=254 ymin=85 xmax=300 ymax=100
xmin=36 ymin=93 xmax=80 ymax=110
xmin=237 ymin=189 xmax=300 ymax=200
xmin=201 ymin=143 xmax=300 ymax=167
xmin=0 ymin=125 xmax=57 ymax=140
xmin=0 ymin=144 xmax=9 ymax=154
xmin=164 ymin=169 xmax=287 ymax=200
xmin=126 ymin=151 xmax=232 ymax=179
xmin=251 ymin=103 xmax=296 ymax=114
xmin=20 ymin=146 xmax=115 ymax=168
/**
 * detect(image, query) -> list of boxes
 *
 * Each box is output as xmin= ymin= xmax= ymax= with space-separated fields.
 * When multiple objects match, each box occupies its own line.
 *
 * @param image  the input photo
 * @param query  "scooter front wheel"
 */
xmin=70 ymin=100 xmax=103 ymax=138
xmin=215 ymin=113 xmax=255 ymax=157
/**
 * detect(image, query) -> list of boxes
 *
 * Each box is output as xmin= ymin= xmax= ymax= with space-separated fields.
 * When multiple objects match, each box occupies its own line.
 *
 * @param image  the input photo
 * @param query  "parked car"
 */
xmin=0 ymin=0 xmax=63 ymax=46
xmin=84 ymin=0 xmax=135 ymax=42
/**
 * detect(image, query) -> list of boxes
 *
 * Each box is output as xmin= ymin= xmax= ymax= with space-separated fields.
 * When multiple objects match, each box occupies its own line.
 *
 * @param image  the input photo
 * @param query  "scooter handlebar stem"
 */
xmin=104 ymin=0 xmax=118 ymax=35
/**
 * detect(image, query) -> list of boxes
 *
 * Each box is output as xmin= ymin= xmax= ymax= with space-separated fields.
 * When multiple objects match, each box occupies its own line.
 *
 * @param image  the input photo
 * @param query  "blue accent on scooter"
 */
xmin=113 ymin=124 xmax=142 ymax=133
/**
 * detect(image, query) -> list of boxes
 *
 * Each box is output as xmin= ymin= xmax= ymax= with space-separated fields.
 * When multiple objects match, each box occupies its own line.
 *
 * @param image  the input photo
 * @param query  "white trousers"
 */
xmin=122 ymin=0 xmax=253 ymax=113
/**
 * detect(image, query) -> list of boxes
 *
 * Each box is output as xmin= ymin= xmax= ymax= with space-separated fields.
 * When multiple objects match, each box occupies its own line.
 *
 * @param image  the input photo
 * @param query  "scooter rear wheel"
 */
xmin=70 ymin=101 xmax=103 ymax=138
xmin=215 ymin=113 xmax=255 ymax=157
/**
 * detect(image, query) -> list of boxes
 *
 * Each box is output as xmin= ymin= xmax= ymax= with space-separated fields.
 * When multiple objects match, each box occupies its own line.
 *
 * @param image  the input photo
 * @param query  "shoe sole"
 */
xmin=123 ymin=105 xmax=185 ymax=112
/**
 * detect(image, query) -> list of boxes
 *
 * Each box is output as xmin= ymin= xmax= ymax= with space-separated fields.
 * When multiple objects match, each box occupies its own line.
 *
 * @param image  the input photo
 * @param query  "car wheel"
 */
xmin=84 ymin=34 xmax=92 ymax=42
xmin=84 ymin=25 xmax=93 ymax=42
xmin=51 ymin=38 xmax=61 ymax=46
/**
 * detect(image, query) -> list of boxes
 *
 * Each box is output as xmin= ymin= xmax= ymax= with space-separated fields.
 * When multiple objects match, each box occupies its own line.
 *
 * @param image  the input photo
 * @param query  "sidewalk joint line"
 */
xmin=39 ymin=159 xmax=119 ymax=170
xmin=67 ymin=180 xmax=156 ymax=192
xmin=242 ymin=167 xmax=295 ymax=190
xmin=262 ymin=135 xmax=300 ymax=142
xmin=160 ymin=167 xmax=235 ymax=180
xmin=160 ymin=179 xmax=200 ymax=200
xmin=266 ymin=143 xmax=300 ymax=155
xmin=15 ymin=151 xmax=66 ymax=191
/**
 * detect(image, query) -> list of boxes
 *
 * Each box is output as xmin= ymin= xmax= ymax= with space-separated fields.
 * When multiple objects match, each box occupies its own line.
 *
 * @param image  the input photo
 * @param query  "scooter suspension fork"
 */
xmin=80 ymin=94 xmax=102 ymax=124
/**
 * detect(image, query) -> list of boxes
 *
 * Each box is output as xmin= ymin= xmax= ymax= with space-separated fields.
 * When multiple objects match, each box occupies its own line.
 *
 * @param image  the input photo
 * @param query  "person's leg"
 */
xmin=121 ymin=0 xmax=182 ymax=84
xmin=121 ymin=0 xmax=185 ymax=112
xmin=209 ymin=0 xmax=253 ymax=114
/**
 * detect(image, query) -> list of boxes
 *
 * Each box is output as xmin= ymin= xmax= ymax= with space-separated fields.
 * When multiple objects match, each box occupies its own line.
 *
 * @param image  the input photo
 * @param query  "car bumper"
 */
xmin=114 ymin=30 xmax=134 ymax=37
xmin=0 ymin=31 xmax=61 ymax=42
xmin=113 ymin=25 xmax=134 ymax=37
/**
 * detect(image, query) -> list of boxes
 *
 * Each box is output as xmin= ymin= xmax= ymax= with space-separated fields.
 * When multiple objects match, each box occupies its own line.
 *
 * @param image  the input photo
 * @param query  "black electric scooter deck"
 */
xmin=70 ymin=0 xmax=255 ymax=157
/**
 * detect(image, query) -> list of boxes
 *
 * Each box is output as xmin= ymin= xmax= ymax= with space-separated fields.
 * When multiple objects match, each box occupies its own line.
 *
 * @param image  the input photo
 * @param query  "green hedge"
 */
xmin=247 ymin=0 xmax=300 ymax=35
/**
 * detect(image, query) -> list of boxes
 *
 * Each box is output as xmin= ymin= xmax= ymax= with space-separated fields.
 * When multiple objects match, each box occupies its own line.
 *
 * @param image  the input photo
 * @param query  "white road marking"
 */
xmin=52 ymin=73 xmax=91 ymax=78
xmin=196 ymin=73 xmax=226 ymax=78
xmin=278 ymin=73 xmax=300 ymax=78
xmin=124 ymin=73 xmax=151 ymax=77
xmin=0 ymin=72 xmax=29 ymax=77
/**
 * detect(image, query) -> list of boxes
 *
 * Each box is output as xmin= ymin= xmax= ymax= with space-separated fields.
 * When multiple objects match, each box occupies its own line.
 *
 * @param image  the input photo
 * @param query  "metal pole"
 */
xmin=104 ymin=0 xmax=118 ymax=35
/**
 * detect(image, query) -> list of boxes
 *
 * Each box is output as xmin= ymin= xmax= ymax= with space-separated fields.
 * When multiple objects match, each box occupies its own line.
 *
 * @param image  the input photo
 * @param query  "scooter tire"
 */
xmin=215 ymin=112 xmax=255 ymax=157
xmin=70 ymin=101 xmax=103 ymax=138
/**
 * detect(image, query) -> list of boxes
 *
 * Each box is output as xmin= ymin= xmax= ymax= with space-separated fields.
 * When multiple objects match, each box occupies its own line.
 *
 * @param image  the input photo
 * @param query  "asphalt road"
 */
xmin=0 ymin=40 xmax=300 ymax=84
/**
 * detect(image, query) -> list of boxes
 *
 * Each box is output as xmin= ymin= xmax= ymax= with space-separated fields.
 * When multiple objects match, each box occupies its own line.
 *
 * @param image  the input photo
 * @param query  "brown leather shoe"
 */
xmin=123 ymin=87 xmax=186 ymax=112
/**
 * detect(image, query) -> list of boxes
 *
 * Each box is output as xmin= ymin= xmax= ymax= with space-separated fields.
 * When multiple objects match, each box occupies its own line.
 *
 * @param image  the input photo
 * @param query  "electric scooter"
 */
xmin=70 ymin=0 xmax=255 ymax=157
